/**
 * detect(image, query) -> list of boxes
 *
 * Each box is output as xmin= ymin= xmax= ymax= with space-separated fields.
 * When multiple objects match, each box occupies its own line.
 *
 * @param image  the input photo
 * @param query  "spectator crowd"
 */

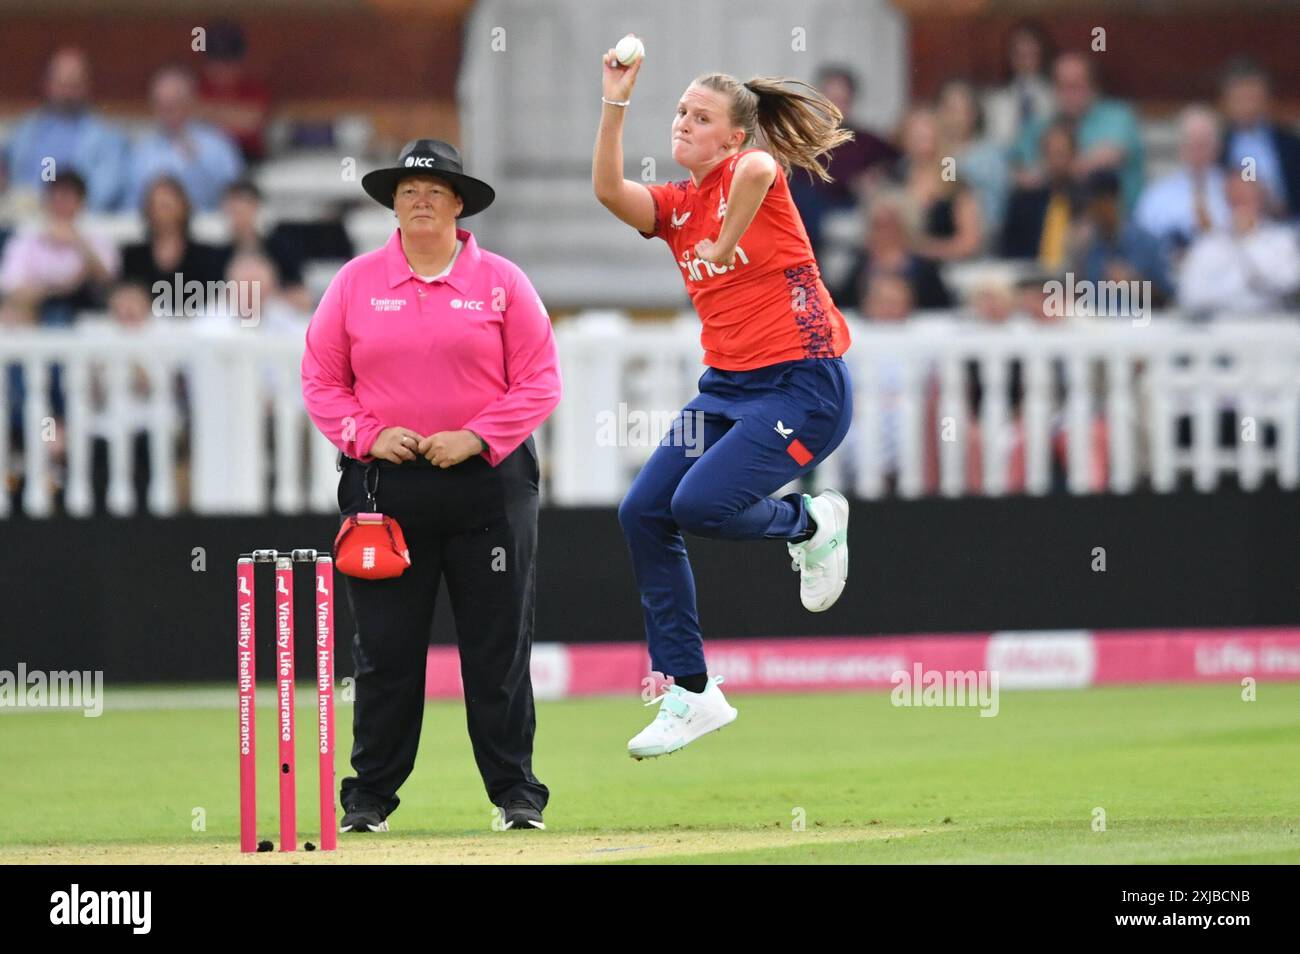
xmin=0 ymin=25 xmax=354 ymax=513
xmin=793 ymin=24 xmax=1300 ymax=323
xmin=790 ymin=24 xmax=1300 ymax=495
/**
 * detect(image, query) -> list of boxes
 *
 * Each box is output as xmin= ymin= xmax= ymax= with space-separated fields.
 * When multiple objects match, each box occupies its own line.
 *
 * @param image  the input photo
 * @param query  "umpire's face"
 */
xmin=393 ymin=173 xmax=464 ymax=236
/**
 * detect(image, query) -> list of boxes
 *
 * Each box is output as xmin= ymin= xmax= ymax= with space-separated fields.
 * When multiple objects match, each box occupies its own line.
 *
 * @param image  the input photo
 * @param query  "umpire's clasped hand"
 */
xmin=370 ymin=426 xmax=426 ymax=464
xmin=418 ymin=430 xmax=483 ymax=468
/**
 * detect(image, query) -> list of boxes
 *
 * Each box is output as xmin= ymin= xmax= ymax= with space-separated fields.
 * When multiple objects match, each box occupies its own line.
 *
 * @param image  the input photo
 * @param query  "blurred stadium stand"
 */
xmin=1 ymin=0 xmax=1298 ymax=518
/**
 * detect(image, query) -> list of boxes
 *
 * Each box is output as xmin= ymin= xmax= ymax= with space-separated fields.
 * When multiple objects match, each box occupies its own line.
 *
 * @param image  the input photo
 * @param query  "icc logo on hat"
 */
xmin=361 ymin=138 xmax=495 ymax=215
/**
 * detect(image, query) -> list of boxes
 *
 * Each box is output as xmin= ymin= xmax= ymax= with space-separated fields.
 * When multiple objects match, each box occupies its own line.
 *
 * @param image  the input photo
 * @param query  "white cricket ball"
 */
xmin=614 ymin=34 xmax=644 ymax=67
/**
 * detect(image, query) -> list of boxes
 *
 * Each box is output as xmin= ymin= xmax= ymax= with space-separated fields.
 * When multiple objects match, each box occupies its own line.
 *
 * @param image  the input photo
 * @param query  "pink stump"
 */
xmin=316 ymin=557 xmax=337 ymax=850
xmin=275 ymin=556 xmax=296 ymax=851
xmin=237 ymin=558 xmax=257 ymax=853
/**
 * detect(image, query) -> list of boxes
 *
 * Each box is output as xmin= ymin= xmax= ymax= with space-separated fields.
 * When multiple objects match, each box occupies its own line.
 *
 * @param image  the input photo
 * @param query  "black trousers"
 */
xmin=336 ymin=436 xmax=548 ymax=816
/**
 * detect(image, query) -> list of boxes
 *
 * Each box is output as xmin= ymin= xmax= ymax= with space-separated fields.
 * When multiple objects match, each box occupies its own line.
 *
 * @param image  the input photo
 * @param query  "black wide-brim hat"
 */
xmin=361 ymin=139 xmax=495 ymax=217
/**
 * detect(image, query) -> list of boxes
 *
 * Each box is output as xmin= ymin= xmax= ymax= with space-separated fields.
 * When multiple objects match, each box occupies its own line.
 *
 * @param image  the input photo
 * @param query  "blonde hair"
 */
xmin=866 ymin=188 xmax=921 ymax=242
xmin=692 ymin=72 xmax=854 ymax=182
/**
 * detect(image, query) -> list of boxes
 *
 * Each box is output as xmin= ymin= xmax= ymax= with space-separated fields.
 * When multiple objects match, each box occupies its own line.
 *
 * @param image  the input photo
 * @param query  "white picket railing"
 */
xmin=1 ymin=311 xmax=1297 ymax=516
xmin=0 ymin=319 xmax=336 ymax=518
xmin=548 ymin=311 xmax=1300 ymax=503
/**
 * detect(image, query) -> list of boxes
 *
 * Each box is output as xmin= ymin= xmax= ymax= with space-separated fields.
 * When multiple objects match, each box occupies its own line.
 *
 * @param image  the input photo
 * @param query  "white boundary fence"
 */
xmin=0 ymin=321 xmax=334 ymax=517
xmin=1 ymin=312 xmax=1298 ymax=516
xmin=550 ymin=313 xmax=1300 ymax=504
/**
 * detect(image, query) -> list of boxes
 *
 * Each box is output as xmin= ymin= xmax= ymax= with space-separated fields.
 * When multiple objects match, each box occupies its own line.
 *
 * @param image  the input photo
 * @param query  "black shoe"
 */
xmin=502 ymin=800 xmax=545 ymax=831
xmin=340 ymin=799 xmax=390 ymax=833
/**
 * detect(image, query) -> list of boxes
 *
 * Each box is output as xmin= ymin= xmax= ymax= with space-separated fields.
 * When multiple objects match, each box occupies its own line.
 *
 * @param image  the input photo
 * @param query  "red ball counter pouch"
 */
xmin=332 ymin=461 xmax=411 ymax=579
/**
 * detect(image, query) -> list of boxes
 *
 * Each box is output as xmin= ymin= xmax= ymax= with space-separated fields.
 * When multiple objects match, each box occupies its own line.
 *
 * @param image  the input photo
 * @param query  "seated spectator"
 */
xmin=861 ymin=270 xmax=913 ymax=325
xmin=88 ymin=282 xmax=158 ymax=515
xmin=0 ymin=171 xmax=116 ymax=504
xmin=1069 ymin=169 xmax=1171 ymax=310
xmin=125 ymin=65 xmax=244 ymax=212
xmin=1134 ymin=105 xmax=1231 ymax=262
xmin=789 ymin=65 xmax=899 ymax=256
xmin=210 ymin=251 xmax=309 ymax=336
xmin=982 ymin=20 xmax=1056 ymax=149
xmin=0 ymin=171 xmax=118 ymax=504
xmin=122 ymin=177 xmax=227 ymax=303
xmin=268 ymin=210 xmax=355 ymax=264
xmin=961 ymin=268 xmax=1102 ymax=493
xmin=1218 ymin=58 xmax=1300 ymax=221
xmin=197 ymin=19 xmax=272 ymax=163
xmin=1017 ymin=271 xmax=1062 ymax=325
xmin=1178 ymin=176 xmax=1300 ymax=316
xmin=964 ymin=267 xmax=1023 ymax=425
xmin=834 ymin=190 xmax=953 ymax=311
xmin=105 ymin=280 xmax=154 ymax=330
xmin=196 ymin=252 xmax=309 ymax=395
xmin=216 ymin=181 xmax=310 ymax=311
xmin=1001 ymin=119 xmax=1081 ymax=269
xmin=966 ymin=266 xmax=1023 ymax=326
xmin=937 ymin=79 xmax=1010 ymax=239
xmin=859 ymin=274 xmax=914 ymax=495
xmin=196 ymin=253 xmax=309 ymax=495
xmin=1013 ymin=52 xmax=1144 ymax=213
xmin=4 ymin=48 xmax=129 ymax=212
xmin=1014 ymin=271 xmax=1078 ymax=492
xmin=890 ymin=106 xmax=983 ymax=261
xmin=0 ymin=172 xmax=118 ymax=327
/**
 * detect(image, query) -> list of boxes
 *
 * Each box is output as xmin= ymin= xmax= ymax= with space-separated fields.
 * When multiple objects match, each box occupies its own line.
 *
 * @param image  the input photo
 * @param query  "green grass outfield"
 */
xmin=2 ymin=682 xmax=1298 ymax=864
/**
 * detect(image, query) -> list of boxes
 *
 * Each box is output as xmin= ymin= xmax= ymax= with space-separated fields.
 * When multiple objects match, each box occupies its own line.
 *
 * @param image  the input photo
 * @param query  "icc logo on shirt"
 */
xmin=451 ymin=299 xmax=485 ymax=310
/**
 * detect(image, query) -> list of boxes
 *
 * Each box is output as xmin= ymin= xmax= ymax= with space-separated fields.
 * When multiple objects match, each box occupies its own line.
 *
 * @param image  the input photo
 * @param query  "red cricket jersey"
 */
xmin=641 ymin=147 xmax=851 ymax=371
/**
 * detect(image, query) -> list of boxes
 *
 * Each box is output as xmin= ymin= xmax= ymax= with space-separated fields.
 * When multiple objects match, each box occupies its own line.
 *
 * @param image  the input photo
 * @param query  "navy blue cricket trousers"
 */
xmin=617 ymin=356 xmax=853 ymax=677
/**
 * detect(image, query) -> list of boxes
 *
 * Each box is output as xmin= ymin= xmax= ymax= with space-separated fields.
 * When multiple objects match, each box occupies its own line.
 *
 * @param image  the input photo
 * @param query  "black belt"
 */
xmin=337 ymin=451 xmax=438 ymax=471
xmin=338 ymin=435 xmax=532 ymax=472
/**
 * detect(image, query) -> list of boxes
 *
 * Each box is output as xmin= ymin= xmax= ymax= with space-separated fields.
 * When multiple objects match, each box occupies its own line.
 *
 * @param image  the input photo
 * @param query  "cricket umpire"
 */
xmin=301 ymin=139 xmax=561 ymax=832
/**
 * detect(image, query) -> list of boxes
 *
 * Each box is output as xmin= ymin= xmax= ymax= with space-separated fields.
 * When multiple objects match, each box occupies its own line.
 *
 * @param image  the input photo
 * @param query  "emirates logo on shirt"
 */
xmin=370 ymin=297 xmax=406 ymax=312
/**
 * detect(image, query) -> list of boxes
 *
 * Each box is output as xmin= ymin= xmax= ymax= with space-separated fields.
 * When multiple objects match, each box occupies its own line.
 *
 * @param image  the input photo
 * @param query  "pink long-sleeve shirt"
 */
xmin=301 ymin=228 xmax=561 ymax=467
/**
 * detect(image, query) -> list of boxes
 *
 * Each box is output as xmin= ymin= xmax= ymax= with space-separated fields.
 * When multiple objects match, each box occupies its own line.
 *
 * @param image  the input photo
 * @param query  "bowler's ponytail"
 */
xmin=694 ymin=72 xmax=854 ymax=182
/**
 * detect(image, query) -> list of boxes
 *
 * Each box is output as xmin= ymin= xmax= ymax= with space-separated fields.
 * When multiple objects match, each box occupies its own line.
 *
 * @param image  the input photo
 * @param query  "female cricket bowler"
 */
xmin=593 ymin=45 xmax=855 ymax=759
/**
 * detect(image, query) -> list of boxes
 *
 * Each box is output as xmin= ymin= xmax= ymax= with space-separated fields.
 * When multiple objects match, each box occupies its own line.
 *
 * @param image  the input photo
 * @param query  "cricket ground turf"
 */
xmin=2 ymin=682 xmax=1297 ymax=864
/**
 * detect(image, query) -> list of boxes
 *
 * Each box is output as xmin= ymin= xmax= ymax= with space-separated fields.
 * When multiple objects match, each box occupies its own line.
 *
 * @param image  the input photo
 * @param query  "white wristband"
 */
xmin=602 ymin=96 xmax=630 ymax=108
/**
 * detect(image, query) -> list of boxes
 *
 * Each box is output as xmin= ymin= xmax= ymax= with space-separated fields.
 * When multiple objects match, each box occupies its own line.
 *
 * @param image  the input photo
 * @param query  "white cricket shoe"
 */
xmin=787 ymin=489 xmax=849 ymax=612
xmin=627 ymin=676 xmax=738 ymax=760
